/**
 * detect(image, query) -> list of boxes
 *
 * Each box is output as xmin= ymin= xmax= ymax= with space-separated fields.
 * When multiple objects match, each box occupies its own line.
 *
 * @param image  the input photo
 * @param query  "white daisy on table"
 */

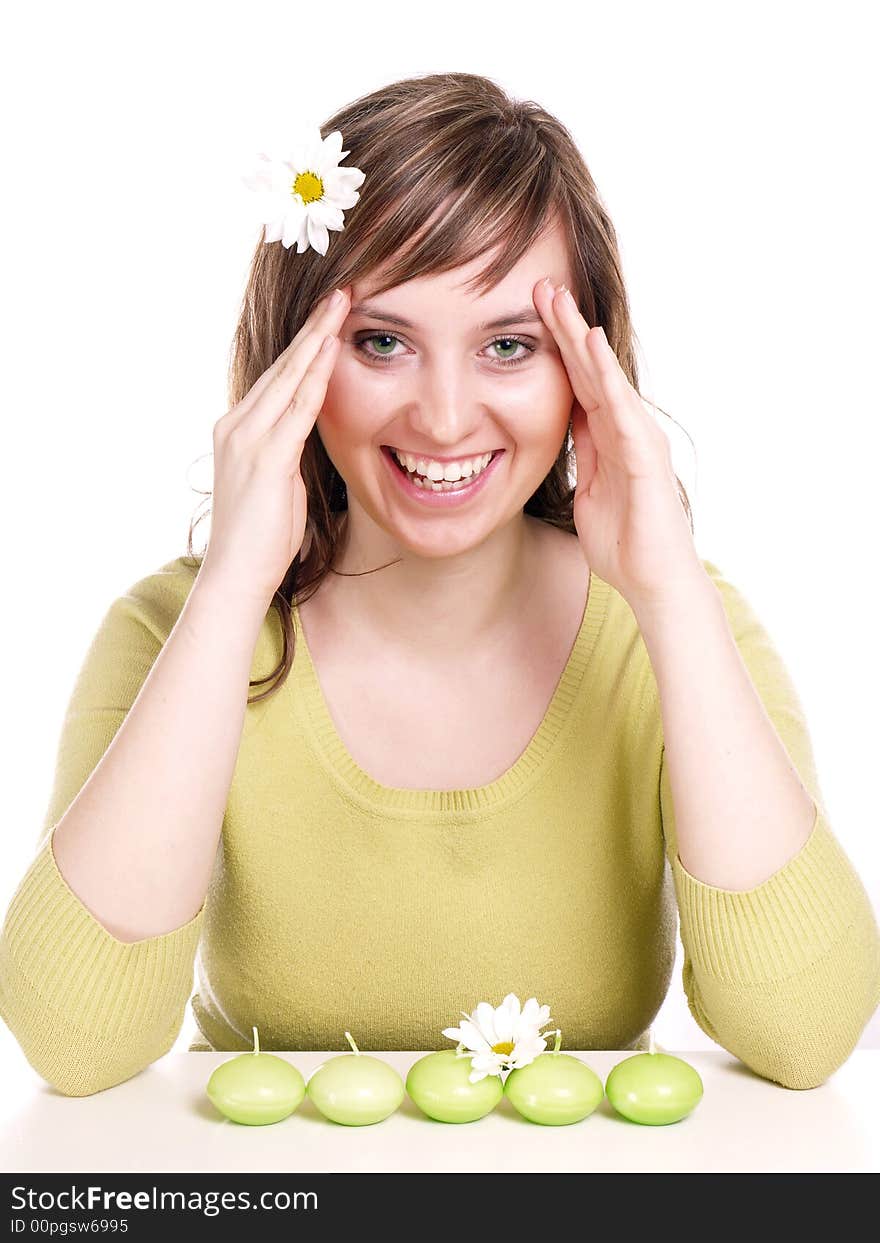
xmin=442 ymin=993 xmax=554 ymax=1084
xmin=241 ymin=127 xmax=366 ymax=254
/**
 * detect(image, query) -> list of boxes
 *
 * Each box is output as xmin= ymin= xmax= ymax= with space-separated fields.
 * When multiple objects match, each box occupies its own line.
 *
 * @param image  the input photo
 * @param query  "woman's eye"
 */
xmin=352 ymin=332 xmax=535 ymax=368
xmin=489 ymin=337 xmax=532 ymax=365
xmin=357 ymin=332 xmax=400 ymax=361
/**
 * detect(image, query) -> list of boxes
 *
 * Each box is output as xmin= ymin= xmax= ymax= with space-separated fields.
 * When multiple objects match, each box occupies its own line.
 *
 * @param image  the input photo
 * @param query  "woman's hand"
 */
xmin=533 ymin=276 xmax=707 ymax=615
xmin=200 ymin=286 xmax=351 ymax=611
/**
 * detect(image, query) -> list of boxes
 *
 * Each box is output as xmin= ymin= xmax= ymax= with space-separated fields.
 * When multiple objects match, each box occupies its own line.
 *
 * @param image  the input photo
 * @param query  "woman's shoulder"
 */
xmin=101 ymin=554 xmax=203 ymax=644
xmin=128 ymin=552 xmax=200 ymax=601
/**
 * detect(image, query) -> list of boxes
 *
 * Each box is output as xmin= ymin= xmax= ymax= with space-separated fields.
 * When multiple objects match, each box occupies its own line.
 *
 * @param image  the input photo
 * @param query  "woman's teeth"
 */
xmin=390 ymin=447 xmax=495 ymax=491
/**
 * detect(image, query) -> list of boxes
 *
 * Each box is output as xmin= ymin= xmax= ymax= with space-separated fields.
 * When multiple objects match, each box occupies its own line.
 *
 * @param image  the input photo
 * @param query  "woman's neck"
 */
xmin=320 ymin=507 xmax=544 ymax=660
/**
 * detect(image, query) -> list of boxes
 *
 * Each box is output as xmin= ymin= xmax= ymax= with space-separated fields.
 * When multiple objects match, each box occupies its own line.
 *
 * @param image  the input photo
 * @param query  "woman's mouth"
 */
xmin=380 ymin=445 xmax=505 ymax=508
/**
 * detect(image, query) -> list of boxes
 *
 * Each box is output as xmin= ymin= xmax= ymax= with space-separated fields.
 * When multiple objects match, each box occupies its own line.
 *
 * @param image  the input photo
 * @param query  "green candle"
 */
xmin=605 ymin=1033 xmax=703 ymax=1125
xmin=206 ymin=1026 xmax=306 ymax=1126
xmin=503 ymin=1030 xmax=604 ymax=1125
xmin=406 ymin=1047 xmax=503 ymax=1123
xmin=306 ymin=1032 xmax=405 ymax=1126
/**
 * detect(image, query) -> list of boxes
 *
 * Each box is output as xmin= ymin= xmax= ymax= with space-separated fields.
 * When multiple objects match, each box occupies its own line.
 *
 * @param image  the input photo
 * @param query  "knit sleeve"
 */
xmin=656 ymin=560 xmax=880 ymax=1090
xmin=0 ymin=558 xmax=207 ymax=1096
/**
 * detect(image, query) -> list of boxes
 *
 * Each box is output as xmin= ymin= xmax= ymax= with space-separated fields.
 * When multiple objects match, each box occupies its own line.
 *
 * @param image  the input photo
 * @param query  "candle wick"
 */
xmin=552 ymin=1029 xmax=562 ymax=1055
xmin=345 ymin=1030 xmax=361 ymax=1056
xmin=253 ymin=1025 xmax=260 ymax=1056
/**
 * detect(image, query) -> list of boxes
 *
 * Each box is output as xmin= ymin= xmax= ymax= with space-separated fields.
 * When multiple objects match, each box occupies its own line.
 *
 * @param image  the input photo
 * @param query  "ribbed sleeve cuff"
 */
xmin=0 ymin=831 xmax=205 ymax=1034
xmin=671 ymin=801 xmax=876 ymax=985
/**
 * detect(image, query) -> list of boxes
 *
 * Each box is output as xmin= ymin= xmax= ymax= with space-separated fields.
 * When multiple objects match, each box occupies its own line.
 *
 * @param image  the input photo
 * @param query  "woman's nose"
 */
xmin=405 ymin=379 xmax=489 ymax=449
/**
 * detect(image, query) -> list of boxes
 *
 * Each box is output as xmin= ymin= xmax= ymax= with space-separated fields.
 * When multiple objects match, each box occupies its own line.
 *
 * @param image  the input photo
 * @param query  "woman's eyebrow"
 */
xmin=350 ymin=302 xmax=544 ymax=331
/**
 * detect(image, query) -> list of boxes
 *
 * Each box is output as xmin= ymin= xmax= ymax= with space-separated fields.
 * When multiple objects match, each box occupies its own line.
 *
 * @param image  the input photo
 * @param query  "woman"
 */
xmin=1 ymin=72 xmax=877 ymax=1097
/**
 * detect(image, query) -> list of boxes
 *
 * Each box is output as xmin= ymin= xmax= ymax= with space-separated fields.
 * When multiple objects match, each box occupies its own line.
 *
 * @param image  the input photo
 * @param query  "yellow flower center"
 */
xmin=293 ymin=170 xmax=324 ymax=204
xmin=491 ymin=1041 xmax=515 ymax=1057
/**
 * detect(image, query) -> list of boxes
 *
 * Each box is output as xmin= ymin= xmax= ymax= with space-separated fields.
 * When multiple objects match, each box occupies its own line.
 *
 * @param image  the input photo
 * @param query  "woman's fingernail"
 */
xmin=542 ymin=276 xmax=553 ymax=290
xmin=329 ymin=289 xmax=344 ymax=308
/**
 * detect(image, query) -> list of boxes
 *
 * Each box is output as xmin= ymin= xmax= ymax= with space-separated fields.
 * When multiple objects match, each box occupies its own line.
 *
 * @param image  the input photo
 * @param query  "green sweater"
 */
xmin=1 ymin=554 xmax=878 ymax=1097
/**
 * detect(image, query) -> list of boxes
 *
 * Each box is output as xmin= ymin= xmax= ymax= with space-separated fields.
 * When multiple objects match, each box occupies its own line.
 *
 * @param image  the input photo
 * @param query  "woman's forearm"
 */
xmin=635 ymin=573 xmax=816 ymax=891
xmin=50 ymin=573 xmax=269 ymax=941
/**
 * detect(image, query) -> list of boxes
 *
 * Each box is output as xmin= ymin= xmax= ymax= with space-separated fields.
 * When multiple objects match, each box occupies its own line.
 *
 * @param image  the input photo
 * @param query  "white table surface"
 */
xmin=2 ymin=1050 xmax=878 ymax=1174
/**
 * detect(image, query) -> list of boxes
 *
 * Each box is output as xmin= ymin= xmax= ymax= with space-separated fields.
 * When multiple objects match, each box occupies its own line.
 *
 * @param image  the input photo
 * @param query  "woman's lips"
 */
xmin=382 ymin=445 xmax=502 ymax=463
xmin=380 ymin=444 xmax=505 ymax=507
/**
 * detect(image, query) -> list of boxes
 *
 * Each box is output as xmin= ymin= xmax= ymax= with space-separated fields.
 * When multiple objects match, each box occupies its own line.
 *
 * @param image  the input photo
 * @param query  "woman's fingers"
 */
xmin=255 ymin=290 xmax=349 ymax=435
xmin=532 ymin=278 xmax=603 ymax=412
xmin=223 ymin=286 xmax=351 ymax=439
xmin=266 ymin=330 xmax=341 ymax=466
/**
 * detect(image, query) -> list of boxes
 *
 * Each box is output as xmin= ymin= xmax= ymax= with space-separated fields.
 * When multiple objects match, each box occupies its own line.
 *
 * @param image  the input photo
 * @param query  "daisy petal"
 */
xmin=327 ymin=166 xmax=366 ymax=194
xmin=286 ymin=142 xmax=310 ymax=174
xmin=510 ymin=1034 xmax=546 ymax=1064
xmin=294 ymin=230 xmax=311 ymax=254
xmin=309 ymin=198 xmax=344 ymax=231
xmin=457 ymin=1019 xmax=491 ymax=1053
xmin=494 ymin=1009 xmax=514 ymax=1044
xmin=305 ymin=132 xmax=326 ymax=172
xmin=327 ymin=188 xmax=360 ymax=212
xmin=510 ymin=1051 xmax=540 ymax=1070
xmin=469 ymin=1053 xmax=496 ymax=1069
xmin=322 ymin=129 xmax=344 ymax=156
xmin=319 ymin=129 xmax=344 ymax=171
xmin=286 ymin=120 xmax=321 ymax=165
xmin=281 ymin=202 xmax=307 ymax=250
xmin=474 ymin=1002 xmax=498 ymax=1042
xmin=305 ymin=211 xmax=329 ymax=255
xmin=469 ymin=1052 xmax=504 ymax=1078
xmin=521 ymin=998 xmax=540 ymax=1024
xmin=497 ymin=994 xmax=524 ymax=1043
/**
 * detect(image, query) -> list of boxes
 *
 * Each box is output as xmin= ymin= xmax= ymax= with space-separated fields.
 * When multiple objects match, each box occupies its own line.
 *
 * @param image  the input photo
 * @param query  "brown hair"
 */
xmin=184 ymin=71 xmax=694 ymax=704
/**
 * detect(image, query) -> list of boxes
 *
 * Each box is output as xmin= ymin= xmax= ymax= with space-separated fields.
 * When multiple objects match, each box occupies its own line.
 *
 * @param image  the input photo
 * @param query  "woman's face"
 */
xmin=316 ymin=220 xmax=577 ymax=559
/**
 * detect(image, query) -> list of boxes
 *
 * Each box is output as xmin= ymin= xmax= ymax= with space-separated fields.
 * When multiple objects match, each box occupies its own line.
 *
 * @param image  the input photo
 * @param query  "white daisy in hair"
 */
xmin=242 ymin=127 xmax=366 ymax=254
xmin=442 ymin=993 xmax=554 ymax=1083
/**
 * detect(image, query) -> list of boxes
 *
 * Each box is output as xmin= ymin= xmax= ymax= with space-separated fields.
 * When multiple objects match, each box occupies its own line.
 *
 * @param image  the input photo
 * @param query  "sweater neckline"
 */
xmin=289 ymin=568 xmax=610 ymax=814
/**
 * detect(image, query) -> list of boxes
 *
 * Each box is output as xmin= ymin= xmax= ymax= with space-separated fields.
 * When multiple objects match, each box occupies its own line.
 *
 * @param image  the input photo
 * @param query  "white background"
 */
xmin=1 ymin=0 xmax=877 ymax=1069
